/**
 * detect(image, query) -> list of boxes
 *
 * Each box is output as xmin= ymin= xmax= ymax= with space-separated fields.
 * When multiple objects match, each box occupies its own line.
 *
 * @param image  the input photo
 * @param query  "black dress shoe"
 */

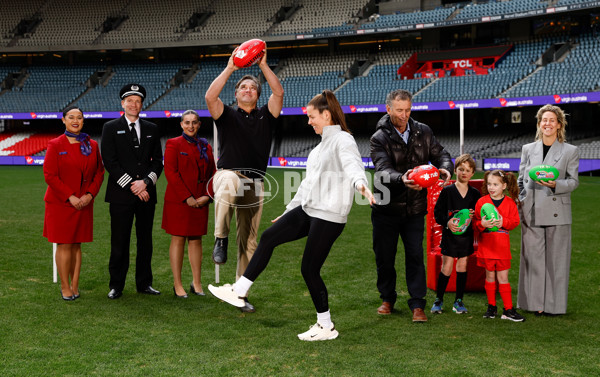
xmin=212 ymin=237 xmax=228 ymax=264
xmin=73 ymin=291 xmax=80 ymax=299
xmin=190 ymin=283 xmax=205 ymax=296
xmin=61 ymin=290 xmax=75 ymax=301
xmin=239 ymin=297 xmax=255 ymax=313
xmin=108 ymin=289 xmax=122 ymax=299
xmin=138 ymin=286 xmax=161 ymax=295
xmin=173 ymin=287 xmax=188 ymax=298
xmin=533 ymin=311 xmax=561 ymax=317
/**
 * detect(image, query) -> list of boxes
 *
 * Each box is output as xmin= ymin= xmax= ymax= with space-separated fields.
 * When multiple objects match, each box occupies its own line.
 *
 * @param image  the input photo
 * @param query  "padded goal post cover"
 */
xmin=426 ymin=179 xmax=486 ymax=292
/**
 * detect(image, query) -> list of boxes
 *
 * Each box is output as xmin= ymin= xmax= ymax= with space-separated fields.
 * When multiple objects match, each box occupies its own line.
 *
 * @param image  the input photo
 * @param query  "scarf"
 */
xmin=64 ymin=131 xmax=92 ymax=156
xmin=182 ymin=132 xmax=209 ymax=162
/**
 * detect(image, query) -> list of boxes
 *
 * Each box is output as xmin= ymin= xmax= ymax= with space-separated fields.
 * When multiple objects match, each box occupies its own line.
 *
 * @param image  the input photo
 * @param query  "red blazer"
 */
xmin=163 ymin=136 xmax=216 ymax=203
xmin=44 ymin=134 xmax=104 ymax=205
xmin=474 ymin=194 xmax=520 ymax=260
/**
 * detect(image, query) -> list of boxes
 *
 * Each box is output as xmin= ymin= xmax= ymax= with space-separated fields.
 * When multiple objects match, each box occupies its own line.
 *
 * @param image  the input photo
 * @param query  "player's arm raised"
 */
xmin=205 ymin=47 xmax=240 ymax=120
xmin=259 ymin=45 xmax=284 ymax=119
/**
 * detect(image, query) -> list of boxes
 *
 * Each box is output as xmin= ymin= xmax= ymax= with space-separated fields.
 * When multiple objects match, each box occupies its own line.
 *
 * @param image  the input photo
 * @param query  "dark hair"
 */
xmin=62 ymin=105 xmax=83 ymax=118
xmin=307 ymin=90 xmax=351 ymax=133
xmin=482 ymin=170 xmax=520 ymax=204
xmin=235 ymin=75 xmax=261 ymax=99
xmin=386 ymin=89 xmax=413 ymax=107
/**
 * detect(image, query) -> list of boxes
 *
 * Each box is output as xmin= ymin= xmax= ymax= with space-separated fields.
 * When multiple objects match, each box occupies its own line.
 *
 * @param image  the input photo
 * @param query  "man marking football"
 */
xmin=204 ymin=43 xmax=284 ymax=312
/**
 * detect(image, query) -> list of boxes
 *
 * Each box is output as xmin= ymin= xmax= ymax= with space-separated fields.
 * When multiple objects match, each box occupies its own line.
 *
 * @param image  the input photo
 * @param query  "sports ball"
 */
xmin=528 ymin=164 xmax=559 ymax=182
xmin=233 ymin=39 xmax=265 ymax=68
xmin=408 ymin=164 xmax=440 ymax=188
xmin=480 ymin=203 xmax=499 ymax=232
xmin=451 ymin=209 xmax=471 ymax=235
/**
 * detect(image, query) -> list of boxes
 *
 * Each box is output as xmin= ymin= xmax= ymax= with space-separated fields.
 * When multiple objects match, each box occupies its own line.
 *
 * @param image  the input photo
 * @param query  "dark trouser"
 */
xmin=243 ymin=206 xmax=345 ymax=313
xmin=372 ymin=210 xmax=426 ymax=310
xmin=109 ymin=202 xmax=155 ymax=291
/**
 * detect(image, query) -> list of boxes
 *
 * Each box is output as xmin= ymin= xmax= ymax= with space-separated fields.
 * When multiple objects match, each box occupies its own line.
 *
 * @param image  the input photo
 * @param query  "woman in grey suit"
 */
xmin=517 ymin=104 xmax=579 ymax=316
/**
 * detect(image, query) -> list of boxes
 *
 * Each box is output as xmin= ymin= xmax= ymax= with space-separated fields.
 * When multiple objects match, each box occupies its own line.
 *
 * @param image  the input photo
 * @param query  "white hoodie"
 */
xmin=284 ymin=125 xmax=368 ymax=224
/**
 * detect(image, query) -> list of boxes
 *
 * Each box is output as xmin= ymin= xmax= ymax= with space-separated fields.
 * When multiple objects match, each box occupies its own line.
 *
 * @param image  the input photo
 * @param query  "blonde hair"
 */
xmin=454 ymin=154 xmax=475 ymax=172
xmin=535 ymin=104 xmax=567 ymax=143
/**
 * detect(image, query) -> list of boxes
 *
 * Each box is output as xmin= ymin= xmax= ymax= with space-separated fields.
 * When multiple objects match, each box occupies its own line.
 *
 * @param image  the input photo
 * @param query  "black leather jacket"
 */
xmin=370 ymin=114 xmax=453 ymax=217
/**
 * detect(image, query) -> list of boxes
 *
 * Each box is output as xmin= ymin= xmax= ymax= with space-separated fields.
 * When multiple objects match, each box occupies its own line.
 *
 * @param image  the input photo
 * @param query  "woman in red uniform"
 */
xmin=162 ymin=110 xmax=216 ymax=298
xmin=43 ymin=106 xmax=105 ymax=301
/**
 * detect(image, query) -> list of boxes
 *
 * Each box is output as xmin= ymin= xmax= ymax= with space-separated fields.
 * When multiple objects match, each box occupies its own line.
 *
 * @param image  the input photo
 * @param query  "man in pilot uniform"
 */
xmin=101 ymin=84 xmax=163 ymax=299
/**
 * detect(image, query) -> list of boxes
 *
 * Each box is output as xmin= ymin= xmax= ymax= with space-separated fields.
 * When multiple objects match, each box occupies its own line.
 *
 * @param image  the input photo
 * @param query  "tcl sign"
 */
xmin=452 ymin=59 xmax=473 ymax=68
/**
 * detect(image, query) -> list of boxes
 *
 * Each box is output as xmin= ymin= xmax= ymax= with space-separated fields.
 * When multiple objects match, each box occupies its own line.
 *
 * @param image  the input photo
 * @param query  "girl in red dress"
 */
xmin=474 ymin=169 xmax=524 ymax=322
xmin=162 ymin=110 xmax=216 ymax=298
xmin=43 ymin=106 xmax=104 ymax=300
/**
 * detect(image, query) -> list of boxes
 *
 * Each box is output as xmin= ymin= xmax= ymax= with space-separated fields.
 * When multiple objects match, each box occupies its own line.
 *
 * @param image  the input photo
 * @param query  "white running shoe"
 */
xmin=208 ymin=284 xmax=245 ymax=308
xmin=297 ymin=322 xmax=339 ymax=341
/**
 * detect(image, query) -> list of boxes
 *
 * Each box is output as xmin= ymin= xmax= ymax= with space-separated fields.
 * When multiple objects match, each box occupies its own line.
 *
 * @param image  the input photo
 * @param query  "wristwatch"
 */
xmin=143 ymin=177 xmax=152 ymax=186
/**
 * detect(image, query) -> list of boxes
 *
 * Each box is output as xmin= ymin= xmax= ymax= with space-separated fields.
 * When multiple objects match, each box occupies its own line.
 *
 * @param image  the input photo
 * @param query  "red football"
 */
xmin=233 ymin=39 xmax=265 ymax=68
xmin=408 ymin=164 xmax=440 ymax=188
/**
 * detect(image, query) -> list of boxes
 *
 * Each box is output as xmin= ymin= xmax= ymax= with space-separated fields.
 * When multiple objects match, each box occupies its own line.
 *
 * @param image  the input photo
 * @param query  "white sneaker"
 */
xmin=208 ymin=284 xmax=245 ymax=308
xmin=297 ymin=322 xmax=339 ymax=341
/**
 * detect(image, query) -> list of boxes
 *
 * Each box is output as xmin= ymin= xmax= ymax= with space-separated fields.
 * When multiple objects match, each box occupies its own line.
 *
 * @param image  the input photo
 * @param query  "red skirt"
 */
xmin=43 ymin=202 xmax=94 ymax=243
xmin=162 ymin=200 xmax=209 ymax=237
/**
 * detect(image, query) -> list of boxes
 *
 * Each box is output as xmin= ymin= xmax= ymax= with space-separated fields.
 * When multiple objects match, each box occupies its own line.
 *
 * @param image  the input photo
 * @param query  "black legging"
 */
xmin=243 ymin=206 xmax=345 ymax=313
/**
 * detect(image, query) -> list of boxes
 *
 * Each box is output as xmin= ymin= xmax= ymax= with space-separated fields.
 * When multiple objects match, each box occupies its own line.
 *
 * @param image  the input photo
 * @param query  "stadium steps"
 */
xmin=92 ymin=32 xmax=107 ymax=45
xmin=69 ymin=86 xmax=93 ymax=108
xmin=333 ymin=79 xmax=352 ymax=94
xmin=145 ymin=85 xmax=176 ymax=110
xmin=497 ymin=66 xmax=543 ymax=98
xmin=182 ymin=64 xmax=200 ymax=84
xmin=176 ymin=29 xmax=191 ymax=42
xmin=446 ymin=7 xmax=461 ymax=21
xmin=359 ymin=58 xmax=378 ymax=77
xmin=146 ymin=65 xmax=198 ymax=110
xmin=415 ymin=77 xmax=439 ymax=96
xmin=555 ymin=42 xmax=575 ymax=63
xmin=102 ymin=67 xmax=116 ymax=86
xmin=11 ymin=68 xmax=29 ymax=90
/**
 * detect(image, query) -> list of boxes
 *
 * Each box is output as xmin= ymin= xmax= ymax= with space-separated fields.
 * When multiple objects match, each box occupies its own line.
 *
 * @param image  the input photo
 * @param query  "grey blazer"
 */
xmin=517 ymin=140 xmax=579 ymax=226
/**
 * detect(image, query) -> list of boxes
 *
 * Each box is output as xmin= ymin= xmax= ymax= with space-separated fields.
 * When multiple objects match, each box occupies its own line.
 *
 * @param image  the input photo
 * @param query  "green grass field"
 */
xmin=1 ymin=166 xmax=599 ymax=376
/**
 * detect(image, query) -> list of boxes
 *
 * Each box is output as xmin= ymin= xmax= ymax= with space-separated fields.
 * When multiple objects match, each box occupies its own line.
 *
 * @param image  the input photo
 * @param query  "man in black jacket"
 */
xmin=370 ymin=89 xmax=453 ymax=322
xmin=101 ymin=84 xmax=163 ymax=299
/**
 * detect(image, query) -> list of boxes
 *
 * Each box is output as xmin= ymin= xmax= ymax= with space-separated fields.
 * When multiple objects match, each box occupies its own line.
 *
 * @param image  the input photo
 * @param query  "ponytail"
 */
xmin=504 ymin=171 xmax=520 ymax=204
xmin=482 ymin=170 xmax=520 ymax=205
xmin=307 ymin=90 xmax=351 ymax=134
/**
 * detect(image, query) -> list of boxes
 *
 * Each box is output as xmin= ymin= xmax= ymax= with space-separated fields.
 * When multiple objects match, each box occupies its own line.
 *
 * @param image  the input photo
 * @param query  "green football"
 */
xmin=451 ymin=208 xmax=471 ymax=235
xmin=480 ymin=203 xmax=499 ymax=232
xmin=528 ymin=164 xmax=559 ymax=182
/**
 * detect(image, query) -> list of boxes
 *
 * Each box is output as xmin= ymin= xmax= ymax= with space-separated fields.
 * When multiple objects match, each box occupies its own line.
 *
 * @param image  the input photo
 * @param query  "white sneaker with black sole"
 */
xmin=297 ymin=322 xmax=339 ymax=341
xmin=208 ymin=284 xmax=245 ymax=308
